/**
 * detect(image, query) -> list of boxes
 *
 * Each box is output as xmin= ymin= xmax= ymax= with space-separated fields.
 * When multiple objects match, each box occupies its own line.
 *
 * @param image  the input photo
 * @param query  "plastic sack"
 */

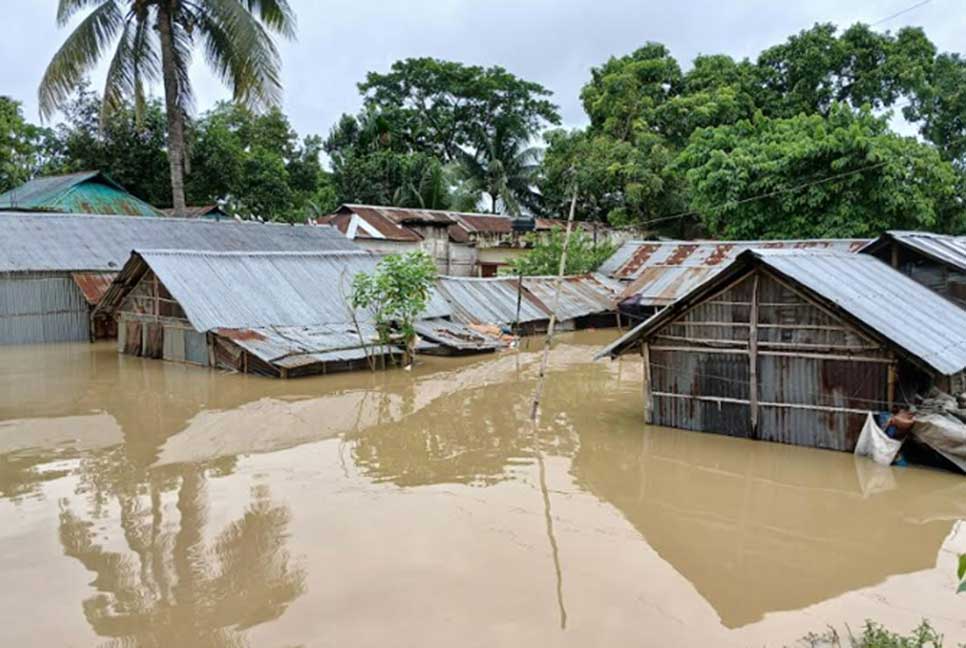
xmin=912 ymin=413 xmax=966 ymax=474
xmin=853 ymin=412 xmax=902 ymax=466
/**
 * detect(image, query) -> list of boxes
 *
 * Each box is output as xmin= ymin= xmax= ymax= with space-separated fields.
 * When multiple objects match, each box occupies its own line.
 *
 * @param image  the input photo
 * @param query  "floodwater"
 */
xmin=1 ymin=331 xmax=965 ymax=648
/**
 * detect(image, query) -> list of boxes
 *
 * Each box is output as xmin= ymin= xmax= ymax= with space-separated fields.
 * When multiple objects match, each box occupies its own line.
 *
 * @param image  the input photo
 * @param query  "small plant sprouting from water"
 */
xmin=799 ymin=620 xmax=947 ymax=648
xmin=958 ymin=554 xmax=966 ymax=594
xmin=350 ymin=251 xmax=437 ymax=367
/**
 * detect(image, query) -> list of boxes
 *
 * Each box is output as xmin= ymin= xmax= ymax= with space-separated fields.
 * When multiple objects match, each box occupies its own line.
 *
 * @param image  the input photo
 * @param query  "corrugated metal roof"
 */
xmin=102 ymin=250 xmax=450 ymax=332
xmin=344 ymin=204 xmax=457 ymax=226
xmin=215 ymin=324 xmax=395 ymax=367
xmin=600 ymin=238 xmax=870 ymax=306
xmin=0 ymin=211 xmax=358 ymax=273
xmin=436 ymin=274 xmax=618 ymax=326
xmin=862 ymin=231 xmax=966 ymax=272
xmin=70 ymin=272 xmax=117 ymax=305
xmin=413 ymin=318 xmax=504 ymax=352
xmin=319 ymin=210 xmax=422 ymax=242
xmin=0 ymin=171 xmax=161 ymax=217
xmin=599 ymin=249 xmax=966 ymax=376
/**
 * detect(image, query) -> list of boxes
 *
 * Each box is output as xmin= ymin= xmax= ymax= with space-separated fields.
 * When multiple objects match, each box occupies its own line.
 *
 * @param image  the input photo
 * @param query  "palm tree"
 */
xmin=39 ymin=0 xmax=296 ymax=215
xmin=457 ymin=123 xmax=542 ymax=216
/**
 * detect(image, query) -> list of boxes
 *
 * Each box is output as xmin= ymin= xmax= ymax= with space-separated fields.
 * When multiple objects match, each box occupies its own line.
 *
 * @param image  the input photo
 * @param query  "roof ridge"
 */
xmin=134 ymin=249 xmax=370 ymax=257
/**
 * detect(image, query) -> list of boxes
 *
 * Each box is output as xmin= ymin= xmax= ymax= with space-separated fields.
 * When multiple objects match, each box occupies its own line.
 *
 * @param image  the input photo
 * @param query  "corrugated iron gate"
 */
xmin=0 ymin=274 xmax=90 ymax=344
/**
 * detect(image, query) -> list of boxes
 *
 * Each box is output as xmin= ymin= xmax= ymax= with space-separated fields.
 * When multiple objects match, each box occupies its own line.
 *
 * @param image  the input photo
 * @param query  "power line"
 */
xmin=871 ymin=0 xmax=933 ymax=26
xmin=639 ymin=160 xmax=890 ymax=228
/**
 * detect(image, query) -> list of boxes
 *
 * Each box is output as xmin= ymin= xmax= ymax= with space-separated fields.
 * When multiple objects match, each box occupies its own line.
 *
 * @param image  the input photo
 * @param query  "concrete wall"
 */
xmin=0 ymin=273 xmax=90 ymax=345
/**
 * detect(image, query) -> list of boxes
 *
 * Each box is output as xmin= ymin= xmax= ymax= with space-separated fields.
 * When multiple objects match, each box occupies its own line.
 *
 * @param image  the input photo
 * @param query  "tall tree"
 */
xmin=39 ymin=0 xmax=296 ymax=216
xmin=457 ymin=123 xmax=541 ymax=215
xmin=0 ymin=97 xmax=54 ymax=193
xmin=676 ymin=105 xmax=960 ymax=239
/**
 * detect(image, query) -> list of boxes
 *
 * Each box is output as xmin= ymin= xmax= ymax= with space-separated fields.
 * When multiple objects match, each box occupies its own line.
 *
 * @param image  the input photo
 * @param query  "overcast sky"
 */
xmin=2 ymin=0 xmax=962 ymax=138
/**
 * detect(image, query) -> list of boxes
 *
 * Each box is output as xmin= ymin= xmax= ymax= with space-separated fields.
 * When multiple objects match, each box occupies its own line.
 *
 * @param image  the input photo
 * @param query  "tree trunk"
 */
xmin=156 ymin=2 xmax=187 ymax=216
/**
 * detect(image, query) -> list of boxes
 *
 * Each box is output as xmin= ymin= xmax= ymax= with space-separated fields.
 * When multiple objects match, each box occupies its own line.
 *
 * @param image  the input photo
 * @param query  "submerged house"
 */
xmin=0 ymin=212 xmax=357 ymax=345
xmin=599 ymin=238 xmax=869 ymax=320
xmin=861 ymin=231 xmax=966 ymax=309
xmin=437 ymin=274 xmax=620 ymax=334
xmin=598 ymin=249 xmax=966 ymax=452
xmin=94 ymin=250 xmax=501 ymax=378
xmin=0 ymin=171 xmax=161 ymax=217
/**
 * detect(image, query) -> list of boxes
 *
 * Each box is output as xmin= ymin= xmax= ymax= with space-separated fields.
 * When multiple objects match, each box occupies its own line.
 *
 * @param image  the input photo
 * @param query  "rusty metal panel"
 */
xmin=71 ymin=272 xmax=118 ymax=305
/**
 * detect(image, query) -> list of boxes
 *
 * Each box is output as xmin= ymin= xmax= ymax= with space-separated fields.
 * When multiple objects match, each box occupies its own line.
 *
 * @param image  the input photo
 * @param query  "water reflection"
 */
xmin=571 ymin=423 xmax=966 ymax=627
xmin=2 ymin=336 xmax=966 ymax=645
xmin=59 ymin=469 xmax=304 ymax=648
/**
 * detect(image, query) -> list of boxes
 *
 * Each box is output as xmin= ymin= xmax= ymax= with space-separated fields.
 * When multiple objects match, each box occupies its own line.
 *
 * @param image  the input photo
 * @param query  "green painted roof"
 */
xmin=0 ymin=171 xmax=161 ymax=217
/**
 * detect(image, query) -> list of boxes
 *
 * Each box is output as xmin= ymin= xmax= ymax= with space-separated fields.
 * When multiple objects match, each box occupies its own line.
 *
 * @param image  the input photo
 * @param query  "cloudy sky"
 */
xmin=2 ymin=0 xmax=962 ymax=138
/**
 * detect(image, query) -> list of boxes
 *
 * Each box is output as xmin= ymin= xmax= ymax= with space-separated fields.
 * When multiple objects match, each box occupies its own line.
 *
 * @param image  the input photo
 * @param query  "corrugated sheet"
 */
xmin=0 ymin=275 xmax=90 ymax=344
xmin=216 ymin=324 xmax=393 ymax=367
xmin=0 ymin=171 xmax=160 ymax=217
xmin=0 ymin=211 xmax=358 ymax=273
xmin=759 ymin=249 xmax=966 ymax=376
xmin=436 ymin=274 xmax=618 ymax=326
xmin=600 ymin=239 xmax=869 ymax=306
xmin=413 ymin=318 xmax=503 ymax=352
xmin=103 ymin=250 xmax=450 ymax=332
xmin=600 ymin=249 xmax=966 ymax=377
xmin=866 ymin=230 xmax=966 ymax=272
xmin=71 ymin=272 xmax=117 ymax=305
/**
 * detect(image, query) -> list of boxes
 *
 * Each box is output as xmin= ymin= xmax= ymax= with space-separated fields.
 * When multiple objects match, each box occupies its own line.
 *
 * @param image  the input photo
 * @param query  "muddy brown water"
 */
xmin=1 ymin=331 xmax=965 ymax=647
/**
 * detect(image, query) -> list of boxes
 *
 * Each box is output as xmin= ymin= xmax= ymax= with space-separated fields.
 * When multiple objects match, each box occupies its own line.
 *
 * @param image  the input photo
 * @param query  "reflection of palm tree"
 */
xmin=59 ymin=469 xmax=304 ymax=647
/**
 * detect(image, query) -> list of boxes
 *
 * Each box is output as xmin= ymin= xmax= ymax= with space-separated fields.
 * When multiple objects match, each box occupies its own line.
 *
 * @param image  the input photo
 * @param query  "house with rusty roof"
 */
xmin=597 ymin=249 xmax=966 ymax=454
xmin=0 ymin=171 xmax=161 ymax=217
xmin=860 ymin=231 xmax=966 ymax=309
xmin=0 ymin=211 xmax=359 ymax=345
xmin=599 ymin=238 xmax=870 ymax=320
xmin=320 ymin=204 xmax=631 ymax=277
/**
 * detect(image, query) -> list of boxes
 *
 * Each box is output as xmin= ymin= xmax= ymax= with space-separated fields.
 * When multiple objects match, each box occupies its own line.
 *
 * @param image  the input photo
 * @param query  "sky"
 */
xmin=2 ymin=0 xmax=963 ymax=139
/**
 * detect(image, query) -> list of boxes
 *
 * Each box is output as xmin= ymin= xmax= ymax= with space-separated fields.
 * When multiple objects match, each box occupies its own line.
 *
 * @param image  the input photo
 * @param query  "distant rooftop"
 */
xmin=0 ymin=171 xmax=161 ymax=217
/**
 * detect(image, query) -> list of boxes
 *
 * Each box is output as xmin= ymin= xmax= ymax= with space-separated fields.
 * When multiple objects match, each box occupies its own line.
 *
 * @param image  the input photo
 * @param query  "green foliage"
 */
xmin=350 ymin=252 xmax=438 ymax=360
xmin=958 ymin=554 xmax=966 ymax=594
xmin=540 ymin=128 xmax=684 ymax=228
xmin=801 ymin=620 xmax=945 ymax=647
xmin=676 ymin=105 xmax=960 ymax=239
xmin=358 ymin=57 xmax=560 ymax=161
xmin=580 ymin=42 xmax=682 ymax=142
xmin=906 ymin=53 xmax=966 ymax=165
xmin=0 ymin=97 xmax=54 ymax=193
xmin=187 ymin=102 xmax=331 ymax=221
xmin=327 ymin=57 xmax=559 ymax=213
xmin=40 ymin=85 xmax=171 ymax=206
xmin=505 ymin=228 xmax=616 ymax=277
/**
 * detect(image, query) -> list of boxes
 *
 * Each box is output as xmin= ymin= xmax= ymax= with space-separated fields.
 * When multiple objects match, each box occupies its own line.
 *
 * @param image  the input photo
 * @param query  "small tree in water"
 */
xmin=351 ymin=251 xmax=438 ymax=366
xmin=505 ymin=227 xmax=615 ymax=276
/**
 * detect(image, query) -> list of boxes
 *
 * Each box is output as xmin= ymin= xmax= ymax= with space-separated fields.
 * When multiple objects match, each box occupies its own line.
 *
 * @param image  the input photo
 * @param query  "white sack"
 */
xmin=853 ymin=412 xmax=902 ymax=466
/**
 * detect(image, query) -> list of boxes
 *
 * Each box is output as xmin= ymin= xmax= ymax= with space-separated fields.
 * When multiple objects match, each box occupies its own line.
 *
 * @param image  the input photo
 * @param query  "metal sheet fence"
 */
xmin=0 ymin=274 xmax=90 ymax=344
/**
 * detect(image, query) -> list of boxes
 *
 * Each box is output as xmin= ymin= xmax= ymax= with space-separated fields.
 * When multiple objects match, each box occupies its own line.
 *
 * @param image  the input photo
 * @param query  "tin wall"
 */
xmin=0 ymin=274 xmax=90 ymax=345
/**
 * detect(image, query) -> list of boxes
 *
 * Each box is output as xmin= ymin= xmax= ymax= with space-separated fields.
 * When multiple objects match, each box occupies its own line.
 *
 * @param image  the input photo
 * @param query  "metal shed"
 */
xmin=861 ymin=231 xmax=966 ymax=309
xmin=598 ymin=249 xmax=966 ymax=452
xmin=0 ymin=211 xmax=357 ymax=345
xmin=436 ymin=274 xmax=620 ymax=334
xmin=95 ymin=250 xmax=496 ymax=377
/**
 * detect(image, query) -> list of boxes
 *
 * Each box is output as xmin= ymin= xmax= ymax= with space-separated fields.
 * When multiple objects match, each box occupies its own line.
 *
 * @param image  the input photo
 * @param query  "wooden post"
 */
xmin=748 ymin=272 xmax=760 ymax=438
xmin=887 ymin=359 xmax=897 ymax=410
xmin=641 ymin=341 xmax=653 ymax=424
xmin=890 ymin=241 xmax=899 ymax=269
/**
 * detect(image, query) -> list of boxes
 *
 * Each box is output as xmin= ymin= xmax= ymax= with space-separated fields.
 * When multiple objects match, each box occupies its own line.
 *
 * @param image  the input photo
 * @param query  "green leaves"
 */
xmin=676 ymin=104 xmax=959 ymax=239
xmin=506 ymin=228 xmax=615 ymax=277
xmin=957 ymin=553 xmax=966 ymax=593
xmin=350 ymin=252 xmax=438 ymax=354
